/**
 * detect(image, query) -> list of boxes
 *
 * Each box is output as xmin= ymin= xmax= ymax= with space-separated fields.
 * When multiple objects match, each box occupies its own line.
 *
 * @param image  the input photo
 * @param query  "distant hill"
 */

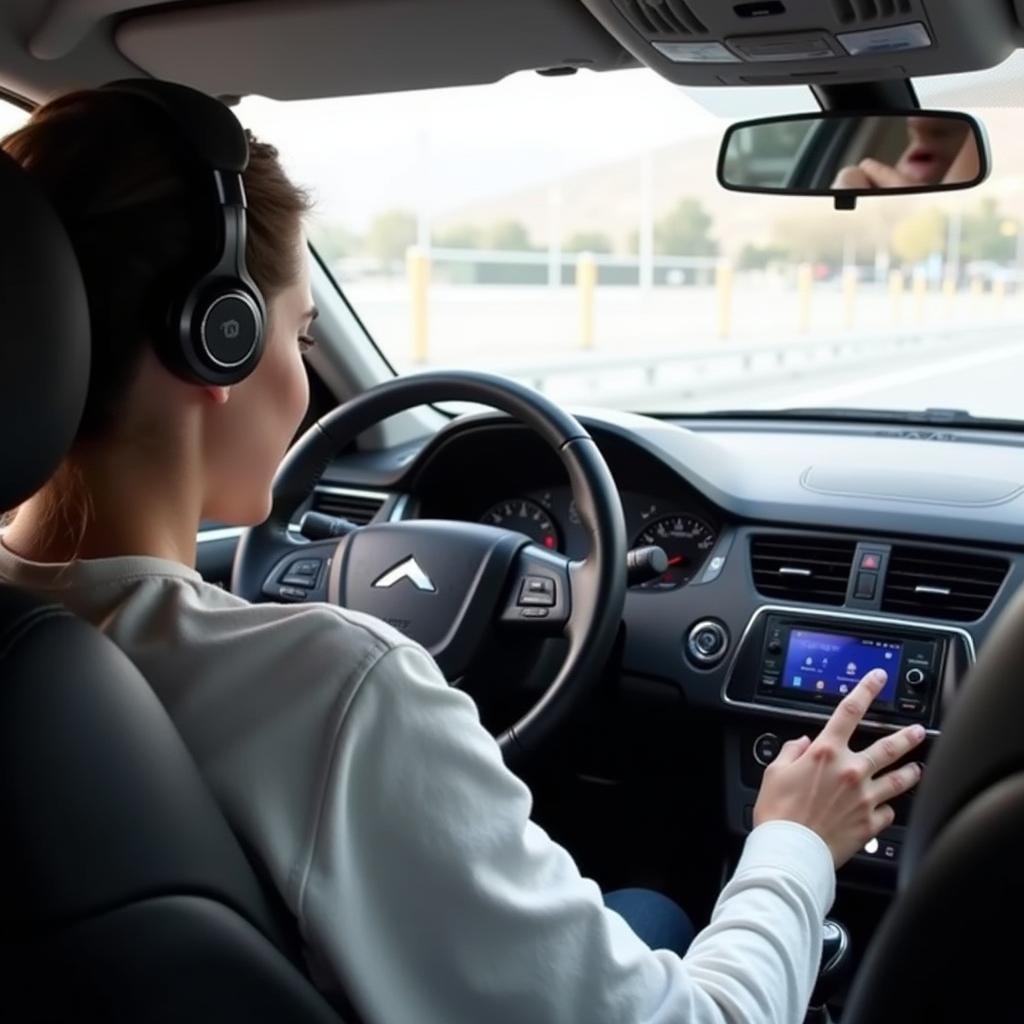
xmin=432 ymin=109 xmax=1024 ymax=260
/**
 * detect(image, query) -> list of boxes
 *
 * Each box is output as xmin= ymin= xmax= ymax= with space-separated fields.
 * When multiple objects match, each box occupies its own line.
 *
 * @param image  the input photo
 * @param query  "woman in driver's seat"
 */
xmin=0 ymin=86 xmax=926 ymax=1024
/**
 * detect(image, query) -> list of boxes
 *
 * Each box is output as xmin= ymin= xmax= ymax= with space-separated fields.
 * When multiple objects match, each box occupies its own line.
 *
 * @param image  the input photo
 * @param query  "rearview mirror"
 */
xmin=717 ymin=110 xmax=989 ymax=209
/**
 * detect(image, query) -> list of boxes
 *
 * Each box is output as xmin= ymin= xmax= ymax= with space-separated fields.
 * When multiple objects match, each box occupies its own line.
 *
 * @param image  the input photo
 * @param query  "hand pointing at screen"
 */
xmin=753 ymin=668 xmax=926 ymax=866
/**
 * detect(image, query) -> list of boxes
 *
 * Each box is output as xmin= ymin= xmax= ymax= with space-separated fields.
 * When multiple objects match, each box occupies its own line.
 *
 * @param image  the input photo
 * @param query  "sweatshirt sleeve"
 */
xmin=295 ymin=643 xmax=836 ymax=1024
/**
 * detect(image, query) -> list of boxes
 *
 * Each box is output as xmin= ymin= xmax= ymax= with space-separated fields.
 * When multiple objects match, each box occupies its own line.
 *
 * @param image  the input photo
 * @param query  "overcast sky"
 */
xmin=238 ymin=68 xmax=818 ymax=231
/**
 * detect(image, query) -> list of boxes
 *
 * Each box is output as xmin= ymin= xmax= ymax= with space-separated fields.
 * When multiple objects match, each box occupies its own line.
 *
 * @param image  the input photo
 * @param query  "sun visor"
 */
xmin=578 ymin=0 xmax=1023 ymax=88
xmin=111 ymin=0 xmax=634 ymax=101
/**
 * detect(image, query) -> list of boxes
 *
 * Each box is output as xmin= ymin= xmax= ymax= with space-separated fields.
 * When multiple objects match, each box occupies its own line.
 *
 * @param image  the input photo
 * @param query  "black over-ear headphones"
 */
xmin=100 ymin=78 xmax=266 ymax=386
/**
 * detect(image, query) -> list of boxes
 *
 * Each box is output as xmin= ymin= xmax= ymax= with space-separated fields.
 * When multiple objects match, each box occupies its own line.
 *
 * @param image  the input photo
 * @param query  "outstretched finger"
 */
xmin=859 ymin=723 xmax=927 ymax=777
xmin=869 ymin=762 xmax=924 ymax=805
xmin=820 ymin=669 xmax=889 ymax=746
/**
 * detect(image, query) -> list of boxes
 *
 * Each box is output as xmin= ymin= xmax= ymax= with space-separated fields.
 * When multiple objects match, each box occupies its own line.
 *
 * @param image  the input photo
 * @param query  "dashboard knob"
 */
xmin=753 ymin=732 xmax=782 ymax=767
xmin=905 ymin=667 xmax=927 ymax=688
xmin=687 ymin=619 xmax=729 ymax=667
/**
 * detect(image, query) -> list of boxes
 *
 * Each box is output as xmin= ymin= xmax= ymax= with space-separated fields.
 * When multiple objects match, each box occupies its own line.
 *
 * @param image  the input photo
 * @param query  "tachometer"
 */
xmin=632 ymin=515 xmax=717 ymax=589
xmin=480 ymin=498 xmax=560 ymax=550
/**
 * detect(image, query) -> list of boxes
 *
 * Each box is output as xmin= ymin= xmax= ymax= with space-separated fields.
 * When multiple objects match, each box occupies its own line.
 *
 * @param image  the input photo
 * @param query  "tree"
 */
xmin=654 ymin=198 xmax=718 ymax=257
xmin=366 ymin=209 xmax=417 ymax=264
xmin=960 ymin=197 xmax=1017 ymax=263
xmin=486 ymin=220 xmax=537 ymax=251
xmin=433 ymin=223 xmax=484 ymax=249
xmin=737 ymin=242 xmax=787 ymax=270
xmin=890 ymin=208 xmax=946 ymax=265
xmin=563 ymin=230 xmax=613 ymax=254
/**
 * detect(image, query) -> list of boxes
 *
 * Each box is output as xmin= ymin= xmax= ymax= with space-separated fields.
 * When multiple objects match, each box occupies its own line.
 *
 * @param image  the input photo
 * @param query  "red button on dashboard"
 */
xmin=861 ymin=553 xmax=881 ymax=570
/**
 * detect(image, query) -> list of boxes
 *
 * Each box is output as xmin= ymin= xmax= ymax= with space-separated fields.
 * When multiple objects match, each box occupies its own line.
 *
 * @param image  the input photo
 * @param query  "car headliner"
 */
xmin=0 ymin=0 xmax=1021 ymax=113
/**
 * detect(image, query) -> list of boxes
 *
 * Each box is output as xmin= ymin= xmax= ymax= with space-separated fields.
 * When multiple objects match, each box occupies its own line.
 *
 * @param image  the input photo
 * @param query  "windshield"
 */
xmin=240 ymin=64 xmax=1024 ymax=424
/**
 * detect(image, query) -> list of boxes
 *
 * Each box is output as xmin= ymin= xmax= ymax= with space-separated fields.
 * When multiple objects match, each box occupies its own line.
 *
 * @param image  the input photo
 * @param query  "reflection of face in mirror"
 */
xmin=832 ymin=117 xmax=980 ymax=190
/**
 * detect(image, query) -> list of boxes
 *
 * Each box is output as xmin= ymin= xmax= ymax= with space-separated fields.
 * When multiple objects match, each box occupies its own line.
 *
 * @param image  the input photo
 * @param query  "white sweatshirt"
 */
xmin=0 ymin=541 xmax=835 ymax=1024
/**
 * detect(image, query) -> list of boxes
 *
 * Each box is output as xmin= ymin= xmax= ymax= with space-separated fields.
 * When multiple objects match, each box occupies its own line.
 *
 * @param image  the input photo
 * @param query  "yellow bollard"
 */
xmin=716 ymin=259 xmax=733 ymax=339
xmin=842 ymin=266 xmax=857 ymax=330
xmin=942 ymin=273 xmax=957 ymax=318
xmin=888 ymin=268 xmax=904 ymax=325
xmin=913 ymin=268 xmax=927 ymax=324
xmin=797 ymin=262 xmax=813 ymax=333
xmin=994 ymin=277 xmax=1006 ymax=313
xmin=407 ymin=246 xmax=430 ymax=364
xmin=576 ymin=252 xmax=597 ymax=350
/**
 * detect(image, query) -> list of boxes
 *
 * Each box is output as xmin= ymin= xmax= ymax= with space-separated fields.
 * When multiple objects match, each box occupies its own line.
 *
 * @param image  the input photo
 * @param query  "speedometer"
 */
xmin=480 ymin=498 xmax=560 ymax=550
xmin=632 ymin=515 xmax=717 ymax=589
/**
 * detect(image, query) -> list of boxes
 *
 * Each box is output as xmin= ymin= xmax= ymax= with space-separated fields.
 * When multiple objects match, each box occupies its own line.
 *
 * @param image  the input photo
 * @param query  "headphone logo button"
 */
xmin=221 ymin=319 xmax=240 ymax=340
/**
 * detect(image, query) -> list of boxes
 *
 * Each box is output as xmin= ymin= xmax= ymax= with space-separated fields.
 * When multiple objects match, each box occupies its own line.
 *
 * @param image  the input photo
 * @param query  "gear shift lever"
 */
xmin=805 ymin=919 xmax=851 ymax=1024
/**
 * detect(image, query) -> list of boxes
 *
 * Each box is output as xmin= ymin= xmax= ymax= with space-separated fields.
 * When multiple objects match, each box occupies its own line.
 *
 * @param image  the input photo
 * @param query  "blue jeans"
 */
xmin=603 ymin=887 xmax=695 ymax=957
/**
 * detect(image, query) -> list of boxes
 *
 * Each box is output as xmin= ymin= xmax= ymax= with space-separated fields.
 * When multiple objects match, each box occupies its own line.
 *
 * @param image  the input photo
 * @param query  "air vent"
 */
xmin=750 ymin=535 xmax=856 ymax=606
xmin=832 ymin=0 xmax=912 ymax=25
xmin=312 ymin=487 xmax=387 ymax=525
xmin=615 ymin=0 xmax=708 ymax=36
xmin=881 ymin=545 xmax=1009 ymax=622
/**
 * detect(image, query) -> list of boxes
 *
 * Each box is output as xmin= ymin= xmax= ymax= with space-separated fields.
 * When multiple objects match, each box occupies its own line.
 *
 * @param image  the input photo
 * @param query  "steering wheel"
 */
xmin=232 ymin=370 xmax=627 ymax=767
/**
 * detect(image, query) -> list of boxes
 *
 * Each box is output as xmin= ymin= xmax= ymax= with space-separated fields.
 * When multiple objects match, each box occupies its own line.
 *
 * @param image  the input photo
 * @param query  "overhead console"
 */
xmin=579 ymin=0 xmax=1020 ymax=87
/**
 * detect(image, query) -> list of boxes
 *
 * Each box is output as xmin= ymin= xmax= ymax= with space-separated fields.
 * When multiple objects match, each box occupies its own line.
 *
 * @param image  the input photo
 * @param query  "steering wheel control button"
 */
xmin=518 ymin=576 xmax=556 ymax=607
xmin=278 ymin=585 xmax=308 ymax=601
xmin=281 ymin=558 xmax=323 ymax=588
xmin=686 ymin=620 xmax=729 ymax=666
xmin=521 ymin=607 xmax=550 ymax=619
xmin=753 ymin=733 xmax=781 ymax=767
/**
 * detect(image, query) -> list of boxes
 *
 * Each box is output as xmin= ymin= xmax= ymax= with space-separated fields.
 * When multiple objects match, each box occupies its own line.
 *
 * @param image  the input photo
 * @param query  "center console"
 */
xmin=724 ymin=606 xmax=974 ymax=733
xmin=721 ymin=605 xmax=975 ymax=874
xmin=755 ymin=615 xmax=946 ymax=727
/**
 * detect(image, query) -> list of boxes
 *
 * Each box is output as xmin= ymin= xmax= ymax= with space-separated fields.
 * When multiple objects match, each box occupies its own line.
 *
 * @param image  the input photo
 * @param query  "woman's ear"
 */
xmin=204 ymin=385 xmax=231 ymax=405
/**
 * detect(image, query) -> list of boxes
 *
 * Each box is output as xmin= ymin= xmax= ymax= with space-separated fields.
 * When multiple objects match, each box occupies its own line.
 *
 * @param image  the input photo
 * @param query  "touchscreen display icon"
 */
xmin=782 ymin=630 xmax=901 ymax=703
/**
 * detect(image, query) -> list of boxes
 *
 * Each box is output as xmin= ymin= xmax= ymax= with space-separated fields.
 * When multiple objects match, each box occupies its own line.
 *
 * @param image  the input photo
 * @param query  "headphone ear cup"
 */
xmin=168 ymin=280 xmax=265 ymax=386
xmin=197 ymin=288 xmax=264 ymax=380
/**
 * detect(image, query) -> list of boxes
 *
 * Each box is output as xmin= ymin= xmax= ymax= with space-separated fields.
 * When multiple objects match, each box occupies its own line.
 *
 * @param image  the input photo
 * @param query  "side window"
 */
xmin=0 ymin=98 xmax=29 ymax=524
xmin=0 ymin=97 xmax=28 ymax=139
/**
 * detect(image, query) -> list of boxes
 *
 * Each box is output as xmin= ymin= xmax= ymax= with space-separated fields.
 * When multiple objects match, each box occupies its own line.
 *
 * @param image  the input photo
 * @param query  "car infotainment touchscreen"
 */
xmin=781 ymin=628 xmax=902 ymax=705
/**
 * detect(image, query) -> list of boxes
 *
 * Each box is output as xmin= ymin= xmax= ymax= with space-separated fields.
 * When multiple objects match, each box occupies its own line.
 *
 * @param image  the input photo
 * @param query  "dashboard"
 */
xmin=252 ymin=407 xmax=1024 ymax=881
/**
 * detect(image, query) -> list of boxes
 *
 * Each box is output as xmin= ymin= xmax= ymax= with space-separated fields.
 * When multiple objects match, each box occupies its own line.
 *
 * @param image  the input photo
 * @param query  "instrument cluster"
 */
xmin=478 ymin=489 xmax=719 ymax=591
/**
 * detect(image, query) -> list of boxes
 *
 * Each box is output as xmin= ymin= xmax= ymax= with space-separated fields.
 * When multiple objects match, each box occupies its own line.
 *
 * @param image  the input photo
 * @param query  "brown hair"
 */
xmin=1 ymin=87 xmax=310 ymax=441
xmin=0 ymin=89 xmax=310 ymax=541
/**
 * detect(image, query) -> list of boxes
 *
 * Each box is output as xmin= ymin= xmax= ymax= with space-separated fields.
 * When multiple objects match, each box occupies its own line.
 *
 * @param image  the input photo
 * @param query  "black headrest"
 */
xmin=0 ymin=147 xmax=90 ymax=511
